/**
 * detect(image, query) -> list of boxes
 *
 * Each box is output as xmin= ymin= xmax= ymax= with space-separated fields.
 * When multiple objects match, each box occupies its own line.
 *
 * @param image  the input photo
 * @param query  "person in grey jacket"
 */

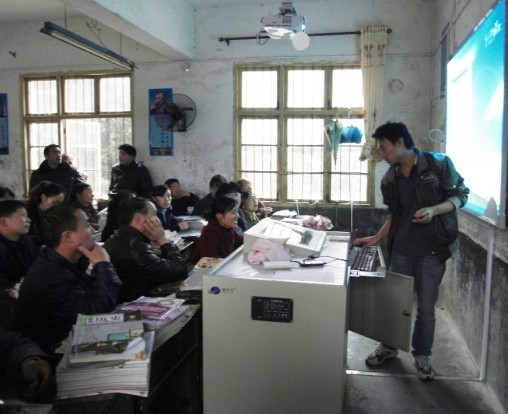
xmin=104 ymin=197 xmax=188 ymax=303
xmin=354 ymin=122 xmax=469 ymax=380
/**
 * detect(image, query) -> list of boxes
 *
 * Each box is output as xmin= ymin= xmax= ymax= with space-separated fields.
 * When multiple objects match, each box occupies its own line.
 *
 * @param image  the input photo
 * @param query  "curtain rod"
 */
xmin=218 ymin=29 xmax=392 ymax=46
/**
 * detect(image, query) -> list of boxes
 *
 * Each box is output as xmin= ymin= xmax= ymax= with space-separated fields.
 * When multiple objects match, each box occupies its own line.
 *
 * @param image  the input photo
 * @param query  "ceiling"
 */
xmin=0 ymin=0 xmax=302 ymax=24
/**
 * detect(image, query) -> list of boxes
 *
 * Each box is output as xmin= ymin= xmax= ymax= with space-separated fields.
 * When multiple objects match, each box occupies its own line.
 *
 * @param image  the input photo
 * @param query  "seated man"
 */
xmin=14 ymin=204 xmax=122 ymax=354
xmin=238 ymin=178 xmax=273 ymax=218
xmin=165 ymin=178 xmax=200 ymax=216
xmin=0 ymin=200 xmax=39 ymax=328
xmin=104 ymin=197 xmax=188 ymax=303
xmin=0 ymin=326 xmax=52 ymax=398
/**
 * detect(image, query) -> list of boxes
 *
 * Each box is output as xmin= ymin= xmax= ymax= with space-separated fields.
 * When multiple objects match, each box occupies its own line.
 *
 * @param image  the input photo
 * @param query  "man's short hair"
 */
xmin=118 ymin=197 xmax=151 ymax=226
xmin=211 ymin=195 xmax=238 ymax=219
xmin=43 ymin=144 xmax=60 ymax=157
xmin=209 ymin=175 xmax=227 ymax=189
xmin=0 ymin=186 xmax=15 ymax=200
xmin=372 ymin=122 xmax=415 ymax=149
xmin=216 ymin=182 xmax=241 ymax=198
xmin=118 ymin=144 xmax=137 ymax=158
xmin=165 ymin=178 xmax=179 ymax=188
xmin=41 ymin=204 xmax=80 ymax=248
xmin=0 ymin=200 xmax=26 ymax=218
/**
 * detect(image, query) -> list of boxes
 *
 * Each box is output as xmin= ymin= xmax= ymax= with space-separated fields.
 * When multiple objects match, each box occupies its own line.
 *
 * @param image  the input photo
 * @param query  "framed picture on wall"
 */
xmin=0 ymin=94 xmax=8 ymax=155
xmin=149 ymin=88 xmax=174 ymax=156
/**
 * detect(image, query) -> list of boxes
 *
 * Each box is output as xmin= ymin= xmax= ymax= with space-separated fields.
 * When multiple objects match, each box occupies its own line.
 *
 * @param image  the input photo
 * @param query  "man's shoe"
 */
xmin=414 ymin=355 xmax=435 ymax=380
xmin=365 ymin=343 xmax=398 ymax=366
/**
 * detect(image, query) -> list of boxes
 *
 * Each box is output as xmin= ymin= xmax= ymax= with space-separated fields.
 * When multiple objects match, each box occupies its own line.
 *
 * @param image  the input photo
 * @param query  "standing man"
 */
xmin=14 ymin=204 xmax=122 ymax=354
xmin=109 ymin=144 xmax=153 ymax=198
xmin=29 ymin=144 xmax=84 ymax=199
xmin=355 ymin=122 xmax=469 ymax=380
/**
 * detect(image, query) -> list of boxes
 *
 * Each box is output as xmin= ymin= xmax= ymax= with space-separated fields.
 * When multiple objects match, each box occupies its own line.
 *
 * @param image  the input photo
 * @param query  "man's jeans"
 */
xmin=390 ymin=253 xmax=446 ymax=356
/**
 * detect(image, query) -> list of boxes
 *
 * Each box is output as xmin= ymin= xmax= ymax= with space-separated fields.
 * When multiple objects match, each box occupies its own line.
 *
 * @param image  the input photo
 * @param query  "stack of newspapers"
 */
xmin=56 ymin=311 xmax=154 ymax=399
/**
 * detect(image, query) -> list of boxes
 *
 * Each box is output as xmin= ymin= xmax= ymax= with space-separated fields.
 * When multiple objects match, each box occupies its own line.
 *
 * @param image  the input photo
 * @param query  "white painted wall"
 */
xmin=0 ymin=0 xmax=433 ymax=205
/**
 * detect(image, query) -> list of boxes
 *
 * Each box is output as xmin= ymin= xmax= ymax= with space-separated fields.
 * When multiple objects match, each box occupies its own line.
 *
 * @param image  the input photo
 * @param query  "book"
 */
xmin=180 ymin=257 xmax=223 ymax=291
xmin=115 ymin=296 xmax=186 ymax=321
xmin=69 ymin=311 xmax=145 ymax=365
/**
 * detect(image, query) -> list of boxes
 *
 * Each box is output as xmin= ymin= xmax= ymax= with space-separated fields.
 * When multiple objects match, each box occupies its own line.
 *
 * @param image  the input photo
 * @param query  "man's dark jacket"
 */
xmin=109 ymin=161 xmax=153 ymax=198
xmin=13 ymin=247 xmax=122 ymax=353
xmin=0 ymin=326 xmax=47 ymax=380
xmin=381 ymin=148 xmax=469 ymax=262
xmin=0 ymin=235 xmax=39 ymax=289
xmin=29 ymin=160 xmax=84 ymax=198
xmin=104 ymin=225 xmax=188 ymax=303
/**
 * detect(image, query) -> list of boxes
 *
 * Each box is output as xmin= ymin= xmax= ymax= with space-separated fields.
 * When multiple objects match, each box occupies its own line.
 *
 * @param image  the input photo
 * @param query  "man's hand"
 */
xmin=78 ymin=243 xmax=110 ymax=264
xmin=353 ymin=235 xmax=379 ymax=248
xmin=260 ymin=206 xmax=273 ymax=216
xmin=143 ymin=216 xmax=170 ymax=246
xmin=21 ymin=357 xmax=52 ymax=398
xmin=178 ymin=221 xmax=190 ymax=231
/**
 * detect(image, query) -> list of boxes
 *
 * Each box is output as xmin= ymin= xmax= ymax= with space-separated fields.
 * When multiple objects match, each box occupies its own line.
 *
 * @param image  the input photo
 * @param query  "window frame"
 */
xmin=234 ymin=63 xmax=373 ymax=205
xmin=22 ymin=70 xmax=133 ymax=197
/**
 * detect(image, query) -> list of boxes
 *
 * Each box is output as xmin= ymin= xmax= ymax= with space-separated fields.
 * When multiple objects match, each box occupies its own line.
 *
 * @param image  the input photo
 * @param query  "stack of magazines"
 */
xmin=114 ymin=296 xmax=189 ymax=349
xmin=57 ymin=311 xmax=154 ymax=398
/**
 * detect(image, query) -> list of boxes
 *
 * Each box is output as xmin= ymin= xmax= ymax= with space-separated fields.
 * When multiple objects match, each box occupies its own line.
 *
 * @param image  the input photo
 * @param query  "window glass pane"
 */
xmin=332 ymin=69 xmax=364 ymax=108
xmin=287 ymin=118 xmax=324 ymax=145
xmin=287 ymin=69 xmax=325 ymax=108
xmin=27 ymin=80 xmax=57 ymax=115
xmin=66 ymin=118 xmax=132 ymax=198
xmin=241 ymin=70 xmax=277 ymax=108
xmin=64 ymin=78 xmax=94 ymax=113
xmin=241 ymin=172 xmax=277 ymax=200
xmin=241 ymin=118 xmax=278 ymax=145
xmin=331 ymin=173 xmax=368 ymax=203
xmin=287 ymin=174 xmax=323 ymax=201
xmin=100 ymin=76 xmax=131 ymax=112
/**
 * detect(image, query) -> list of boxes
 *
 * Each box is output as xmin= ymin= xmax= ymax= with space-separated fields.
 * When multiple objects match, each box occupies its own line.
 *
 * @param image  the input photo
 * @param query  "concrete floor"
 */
xmin=343 ymin=307 xmax=504 ymax=414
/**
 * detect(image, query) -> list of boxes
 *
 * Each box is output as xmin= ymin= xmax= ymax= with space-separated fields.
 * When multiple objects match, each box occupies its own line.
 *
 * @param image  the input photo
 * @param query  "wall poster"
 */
xmin=149 ymin=88 xmax=174 ymax=156
xmin=0 ymin=94 xmax=8 ymax=155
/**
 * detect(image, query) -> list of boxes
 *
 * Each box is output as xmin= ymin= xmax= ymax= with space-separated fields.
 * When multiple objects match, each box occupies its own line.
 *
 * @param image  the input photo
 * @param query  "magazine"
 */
xmin=69 ymin=311 xmax=145 ymax=365
xmin=115 ymin=296 xmax=186 ymax=321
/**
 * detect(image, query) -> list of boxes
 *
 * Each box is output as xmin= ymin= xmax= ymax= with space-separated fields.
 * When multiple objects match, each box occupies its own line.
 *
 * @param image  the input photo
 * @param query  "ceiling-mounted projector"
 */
xmin=261 ymin=2 xmax=306 ymax=39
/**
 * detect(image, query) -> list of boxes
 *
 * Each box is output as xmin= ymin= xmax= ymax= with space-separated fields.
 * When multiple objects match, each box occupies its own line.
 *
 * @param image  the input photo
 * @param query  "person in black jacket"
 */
xmin=0 ymin=326 xmax=52 ymax=398
xmin=354 ymin=122 xmax=469 ymax=380
xmin=0 ymin=200 xmax=39 ymax=328
xmin=29 ymin=144 xmax=85 ymax=200
xmin=104 ymin=197 xmax=188 ymax=303
xmin=109 ymin=144 xmax=153 ymax=198
xmin=14 ymin=204 xmax=122 ymax=354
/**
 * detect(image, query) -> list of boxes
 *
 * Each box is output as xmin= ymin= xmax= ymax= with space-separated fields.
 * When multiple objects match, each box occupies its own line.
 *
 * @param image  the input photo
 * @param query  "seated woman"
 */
xmin=69 ymin=183 xmax=99 ymax=230
xmin=240 ymin=191 xmax=260 ymax=230
xmin=25 ymin=181 xmax=66 ymax=246
xmin=193 ymin=195 xmax=243 ymax=263
xmin=192 ymin=174 xmax=227 ymax=218
xmin=100 ymin=190 xmax=134 ymax=242
xmin=151 ymin=185 xmax=189 ymax=232
xmin=165 ymin=178 xmax=200 ymax=216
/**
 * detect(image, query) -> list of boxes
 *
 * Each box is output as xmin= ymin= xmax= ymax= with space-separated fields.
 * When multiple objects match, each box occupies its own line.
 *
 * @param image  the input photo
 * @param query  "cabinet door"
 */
xmin=348 ymin=272 xmax=414 ymax=351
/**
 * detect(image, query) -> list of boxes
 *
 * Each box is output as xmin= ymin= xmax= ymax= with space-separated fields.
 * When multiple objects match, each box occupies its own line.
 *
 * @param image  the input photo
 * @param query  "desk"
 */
xmin=1 ymin=308 xmax=203 ymax=414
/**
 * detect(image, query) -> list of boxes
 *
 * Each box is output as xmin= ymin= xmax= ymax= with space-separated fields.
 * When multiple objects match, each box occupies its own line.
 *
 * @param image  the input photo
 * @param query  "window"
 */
xmin=235 ymin=65 xmax=370 ymax=204
xmin=23 ymin=72 xmax=132 ymax=198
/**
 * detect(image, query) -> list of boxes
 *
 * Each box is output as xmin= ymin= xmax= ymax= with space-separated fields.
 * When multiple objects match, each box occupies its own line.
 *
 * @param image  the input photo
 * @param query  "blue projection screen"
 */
xmin=446 ymin=0 xmax=507 ymax=228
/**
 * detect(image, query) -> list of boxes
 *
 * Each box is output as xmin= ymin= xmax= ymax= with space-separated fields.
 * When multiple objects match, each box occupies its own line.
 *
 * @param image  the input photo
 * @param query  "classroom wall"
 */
xmin=0 ymin=0 xmax=433 ymax=201
xmin=430 ymin=0 xmax=508 ymax=410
